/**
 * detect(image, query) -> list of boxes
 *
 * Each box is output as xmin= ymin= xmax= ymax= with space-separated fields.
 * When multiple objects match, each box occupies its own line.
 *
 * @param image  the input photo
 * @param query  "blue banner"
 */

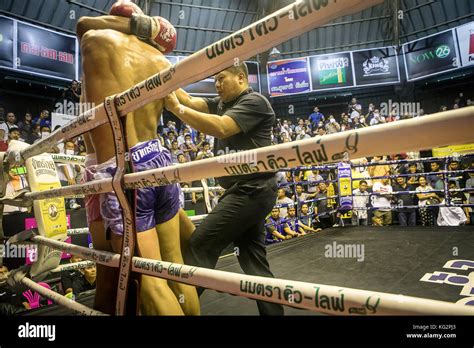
xmin=266 ymin=58 xmax=311 ymax=96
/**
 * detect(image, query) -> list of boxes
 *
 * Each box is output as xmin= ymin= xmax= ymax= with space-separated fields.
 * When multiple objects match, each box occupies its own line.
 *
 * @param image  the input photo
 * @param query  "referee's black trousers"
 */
xmin=184 ymin=176 xmax=284 ymax=315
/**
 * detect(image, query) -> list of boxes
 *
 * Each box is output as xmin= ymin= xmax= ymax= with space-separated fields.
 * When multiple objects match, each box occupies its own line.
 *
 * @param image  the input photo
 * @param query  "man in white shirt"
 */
xmin=371 ymin=178 xmax=393 ymax=226
xmin=352 ymin=180 xmax=369 ymax=226
xmin=276 ymin=188 xmax=294 ymax=217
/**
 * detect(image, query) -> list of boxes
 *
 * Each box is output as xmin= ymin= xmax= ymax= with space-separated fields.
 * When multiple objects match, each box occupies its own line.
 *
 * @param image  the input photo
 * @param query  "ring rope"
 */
xmin=14 ymin=234 xmax=474 ymax=316
xmin=16 ymin=107 xmax=474 ymax=204
xmin=9 ymin=269 xmax=105 ymax=315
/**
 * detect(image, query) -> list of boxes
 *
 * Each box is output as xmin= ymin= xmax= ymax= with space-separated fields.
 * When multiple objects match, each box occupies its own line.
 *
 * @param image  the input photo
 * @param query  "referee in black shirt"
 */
xmin=165 ymin=62 xmax=283 ymax=315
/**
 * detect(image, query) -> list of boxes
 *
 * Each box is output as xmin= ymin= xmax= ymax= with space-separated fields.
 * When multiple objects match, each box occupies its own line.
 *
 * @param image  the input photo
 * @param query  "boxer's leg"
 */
xmin=179 ymin=208 xmax=195 ymax=254
xmin=129 ymin=229 xmax=184 ymax=315
xmin=156 ymin=213 xmax=200 ymax=315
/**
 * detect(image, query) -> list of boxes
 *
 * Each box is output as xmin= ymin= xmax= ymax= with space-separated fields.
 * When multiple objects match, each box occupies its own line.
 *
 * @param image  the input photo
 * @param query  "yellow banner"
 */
xmin=432 ymin=143 xmax=474 ymax=157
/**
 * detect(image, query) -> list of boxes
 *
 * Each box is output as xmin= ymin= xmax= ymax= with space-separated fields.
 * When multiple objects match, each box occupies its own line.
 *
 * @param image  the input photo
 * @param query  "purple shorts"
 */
xmin=94 ymin=139 xmax=180 ymax=236
xmin=84 ymin=154 xmax=101 ymax=225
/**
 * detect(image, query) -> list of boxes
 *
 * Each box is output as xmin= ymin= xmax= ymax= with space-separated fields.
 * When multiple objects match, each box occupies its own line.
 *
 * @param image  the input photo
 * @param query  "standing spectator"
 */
xmin=446 ymin=160 xmax=461 ymax=188
xmin=314 ymin=182 xmax=335 ymax=229
xmin=348 ymin=97 xmax=362 ymax=116
xmin=165 ymin=130 xmax=177 ymax=149
xmin=32 ymin=110 xmax=51 ymax=128
xmin=305 ymin=169 xmax=323 ymax=193
xmin=368 ymin=156 xmax=390 ymax=184
xmin=308 ymin=107 xmax=325 ymax=129
xmin=276 ymin=188 xmax=293 ymax=217
xmin=427 ymin=161 xmax=444 ymax=190
xmin=63 ymin=80 xmax=81 ymax=104
xmin=18 ymin=113 xmax=33 ymax=143
xmin=371 ymin=178 xmax=393 ymax=226
xmin=325 ymin=115 xmax=340 ymax=134
xmin=416 ymin=176 xmax=441 ymax=226
xmin=352 ymin=180 xmax=369 ymax=226
xmin=406 ymin=163 xmax=421 ymax=187
xmin=393 ymin=176 xmax=417 ymax=226
xmin=291 ymin=184 xmax=316 ymax=206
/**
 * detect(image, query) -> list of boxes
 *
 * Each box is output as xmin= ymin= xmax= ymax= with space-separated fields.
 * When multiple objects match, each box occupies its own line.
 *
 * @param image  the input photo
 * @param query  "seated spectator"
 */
xmin=352 ymin=180 xmax=369 ymax=226
xmin=406 ymin=163 xmax=421 ymax=187
xmin=352 ymin=117 xmax=365 ymax=129
xmin=179 ymin=133 xmax=197 ymax=162
xmin=447 ymin=180 xmax=468 ymax=208
xmin=314 ymin=182 xmax=335 ymax=229
xmin=61 ymin=255 xmax=96 ymax=299
xmin=196 ymin=141 xmax=214 ymax=160
xmin=284 ymin=206 xmax=305 ymax=236
xmin=294 ymin=118 xmax=305 ymax=135
xmin=165 ymin=130 xmax=177 ymax=149
xmin=169 ymin=141 xmax=181 ymax=163
xmin=265 ymin=208 xmax=289 ymax=244
xmin=299 ymin=203 xmax=322 ymax=233
xmin=416 ymin=176 xmax=441 ymax=226
xmin=18 ymin=113 xmax=33 ymax=143
xmin=371 ymin=178 xmax=393 ymax=226
xmin=32 ymin=110 xmax=51 ymax=128
xmin=7 ymin=126 xmax=21 ymax=143
xmin=393 ymin=176 xmax=417 ymax=226
xmin=295 ymin=129 xmax=311 ymax=141
xmin=369 ymin=109 xmax=385 ymax=126
xmin=33 ymin=125 xmax=52 ymax=144
xmin=466 ymin=167 xmax=474 ymax=225
xmin=29 ymin=124 xmax=41 ymax=144
xmin=437 ymin=182 xmax=467 ymax=226
xmin=316 ymin=127 xmax=326 ymax=136
xmin=276 ymin=188 xmax=293 ymax=217
xmin=340 ymin=114 xmax=352 ymax=131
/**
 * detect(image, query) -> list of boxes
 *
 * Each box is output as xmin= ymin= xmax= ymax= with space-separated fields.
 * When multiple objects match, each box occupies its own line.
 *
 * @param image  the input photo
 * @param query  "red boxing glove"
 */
xmin=130 ymin=14 xmax=177 ymax=54
xmin=109 ymin=0 xmax=143 ymax=17
xmin=153 ymin=16 xmax=177 ymax=54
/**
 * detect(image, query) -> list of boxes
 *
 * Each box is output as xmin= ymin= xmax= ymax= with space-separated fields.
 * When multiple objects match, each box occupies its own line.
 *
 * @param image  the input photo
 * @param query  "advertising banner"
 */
xmin=309 ymin=52 xmax=354 ymax=91
xmin=267 ymin=57 xmax=311 ymax=96
xmin=352 ymin=46 xmax=400 ymax=86
xmin=456 ymin=21 xmax=474 ymax=67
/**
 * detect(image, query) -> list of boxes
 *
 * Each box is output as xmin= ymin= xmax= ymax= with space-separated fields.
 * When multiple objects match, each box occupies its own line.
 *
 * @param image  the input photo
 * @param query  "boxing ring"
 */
xmin=1 ymin=0 xmax=474 ymax=316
